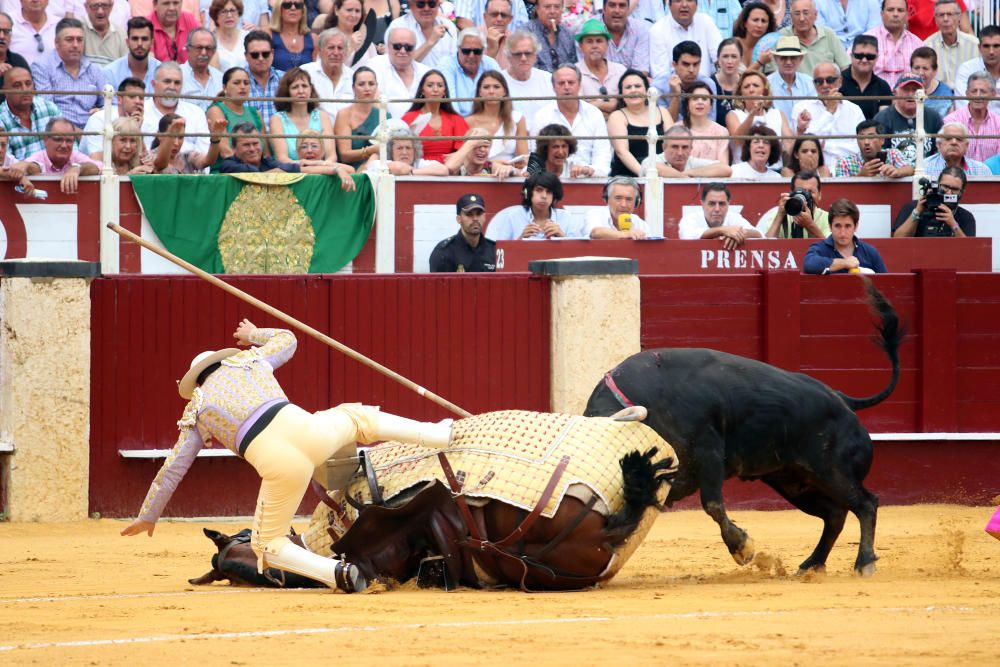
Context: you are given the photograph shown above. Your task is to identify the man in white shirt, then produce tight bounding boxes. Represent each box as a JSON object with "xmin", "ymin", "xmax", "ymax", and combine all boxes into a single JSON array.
[
  {"xmin": 678, "ymin": 182, "xmax": 762, "ymax": 248},
  {"xmin": 367, "ymin": 26, "xmax": 430, "ymax": 118},
  {"xmin": 140, "ymin": 60, "xmax": 210, "ymax": 154},
  {"xmin": 486, "ymin": 172, "xmax": 584, "ymax": 240},
  {"xmin": 641, "ymin": 125, "xmax": 732, "ymax": 178},
  {"xmin": 501, "ymin": 29, "xmax": 552, "ymax": 120},
  {"xmin": 180, "ymin": 28, "xmax": 222, "ymax": 111},
  {"xmin": 80, "ymin": 75, "xmax": 145, "ymax": 156},
  {"xmin": 791, "ymin": 61, "xmax": 866, "ymax": 165},
  {"xmin": 302, "ymin": 29, "xmax": 354, "ymax": 118},
  {"xmin": 587, "ymin": 176, "xmax": 649, "ymax": 239},
  {"xmin": 386, "ymin": 0, "xmax": 457, "ymax": 71},
  {"xmin": 648, "ymin": 0, "xmax": 722, "ymax": 80},
  {"xmin": 529, "ymin": 64, "xmax": 612, "ymax": 177}
]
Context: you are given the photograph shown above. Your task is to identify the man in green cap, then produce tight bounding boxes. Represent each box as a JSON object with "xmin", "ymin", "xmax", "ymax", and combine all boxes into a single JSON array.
[{"xmin": 576, "ymin": 17, "xmax": 627, "ymax": 116}]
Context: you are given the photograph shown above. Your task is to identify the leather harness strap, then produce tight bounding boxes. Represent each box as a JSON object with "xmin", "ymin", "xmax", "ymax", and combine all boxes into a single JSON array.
[
  {"xmin": 437, "ymin": 452, "xmax": 484, "ymax": 542},
  {"xmin": 603, "ymin": 372, "xmax": 634, "ymax": 409},
  {"xmin": 362, "ymin": 449, "xmax": 384, "ymax": 506},
  {"xmin": 534, "ymin": 494, "xmax": 599, "ymax": 559},
  {"xmin": 494, "ymin": 456, "xmax": 571, "ymax": 548}
]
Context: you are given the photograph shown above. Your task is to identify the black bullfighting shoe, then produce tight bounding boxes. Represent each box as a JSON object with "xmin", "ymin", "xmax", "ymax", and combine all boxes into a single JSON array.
[{"xmin": 334, "ymin": 559, "xmax": 368, "ymax": 593}]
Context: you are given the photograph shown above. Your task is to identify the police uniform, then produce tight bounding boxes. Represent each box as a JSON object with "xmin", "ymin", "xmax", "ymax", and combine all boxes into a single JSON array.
[{"xmin": 429, "ymin": 233, "xmax": 497, "ymax": 273}]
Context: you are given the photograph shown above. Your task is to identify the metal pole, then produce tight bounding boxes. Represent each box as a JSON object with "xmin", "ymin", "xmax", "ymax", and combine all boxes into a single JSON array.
[
  {"xmin": 374, "ymin": 93, "xmax": 395, "ymax": 273},
  {"xmin": 644, "ymin": 86, "xmax": 664, "ymax": 237},
  {"xmin": 98, "ymin": 84, "xmax": 119, "ymax": 273},
  {"xmin": 913, "ymin": 88, "xmax": 927, "ymax": 199}
]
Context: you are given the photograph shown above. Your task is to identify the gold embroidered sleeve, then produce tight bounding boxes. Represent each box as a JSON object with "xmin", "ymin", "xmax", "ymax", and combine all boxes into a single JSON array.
[{"xmin": 249, "ymin": 328, "xmax": 297, "ymax": 371}]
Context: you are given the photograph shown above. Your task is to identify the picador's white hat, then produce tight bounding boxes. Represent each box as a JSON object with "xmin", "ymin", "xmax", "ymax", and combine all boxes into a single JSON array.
[{"xmin": 178, "ymin": 348, "xmax": 241, "ymax": 399}]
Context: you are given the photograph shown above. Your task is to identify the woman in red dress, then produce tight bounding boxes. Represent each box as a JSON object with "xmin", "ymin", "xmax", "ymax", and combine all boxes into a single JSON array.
[{"xmin": 401, "ymin": 69, "xmax": 469, "ymax": 164}]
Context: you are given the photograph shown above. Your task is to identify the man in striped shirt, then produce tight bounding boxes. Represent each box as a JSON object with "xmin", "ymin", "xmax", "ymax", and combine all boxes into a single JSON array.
[
  {"xmin": 864, "ymin": 0, "xmax": 924, "ymax": 89},
  {"xmin": 924, "ymin": 0, "xmax": 979, "ymax": 87}
]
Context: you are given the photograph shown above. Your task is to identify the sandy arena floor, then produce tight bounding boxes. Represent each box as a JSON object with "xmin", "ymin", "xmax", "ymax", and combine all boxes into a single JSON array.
[{"xmin": 1, "ymin": 504, "xmax": 998, "ymax": 666}]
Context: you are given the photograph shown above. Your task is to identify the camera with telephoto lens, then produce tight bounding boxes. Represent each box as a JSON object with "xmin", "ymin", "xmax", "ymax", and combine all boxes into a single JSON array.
[
  {"xmin": 784, "ymin": 188, "xmax": 814, "ymax": 216},
  {"xmin": 918, "ymin": 177, "xmax": 959, "ymax": 237}
]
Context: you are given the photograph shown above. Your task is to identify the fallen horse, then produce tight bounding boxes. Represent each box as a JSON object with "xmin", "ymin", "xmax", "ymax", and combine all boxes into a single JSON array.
[
  {"xmin": 584, "ymin": 281, "xmax": 904, "ymax": 576},
  {"xmin": 192, "ymin": 410, "xmax": 677, "ymax": 591}
]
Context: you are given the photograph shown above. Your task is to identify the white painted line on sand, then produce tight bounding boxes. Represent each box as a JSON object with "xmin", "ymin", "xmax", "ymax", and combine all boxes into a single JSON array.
[
  {"xmin": 0, "ymin": 606, "xmax": 978, "ymax": 653},
  {"xmin": 0, "ymin": 588, "xmax": 292, "ymax": 604}
]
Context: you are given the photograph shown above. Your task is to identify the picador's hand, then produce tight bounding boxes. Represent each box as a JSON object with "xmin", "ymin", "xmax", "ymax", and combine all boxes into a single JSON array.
[{"xmin": 234, "ymin": 318, "xmax": 257, "ymax": 345}]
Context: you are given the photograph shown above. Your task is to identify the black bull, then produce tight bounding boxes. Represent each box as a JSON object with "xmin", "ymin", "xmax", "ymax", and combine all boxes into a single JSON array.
[{"xmin": 585, "ymin": 281, "xmax": 904, "ymax": 576}]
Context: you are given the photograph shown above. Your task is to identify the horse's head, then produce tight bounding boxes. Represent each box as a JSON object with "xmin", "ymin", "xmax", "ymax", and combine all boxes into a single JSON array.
[{"xmin": 189, "ymin": 528, "xmax": 324, "ymax": 588}]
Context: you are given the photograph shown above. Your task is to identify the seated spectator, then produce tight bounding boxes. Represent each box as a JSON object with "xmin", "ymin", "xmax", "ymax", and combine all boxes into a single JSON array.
[
  {"xmin": 295, "ymin": 129, "xmax": 324, "ymax": 160},
  {"xmin": 402, "ymin": 69, "xmax": 468, "ymax": 164},
  {"xmin": 955, "ymin": 25, "xmax": 1000, "ymax": 116},
  {"xmin": 804, "ymin": 197, "xmax": 887, "ymax": 275},
  {"xmin": 500, "ymin": 30, "xmax": 552, "ymax": 121},
  {"xmin": 271, "ymin": 0, "xmax": 313, "ymax": 71},
  {"xmin": 108, "ymin": 116, "xmax": 153, "ymax": 174},
  {"xmin": 838, "ymin": 33, "xmax": 892, "ymax": 120},
  {"xmin": 530, "ymin": 63, "xmax": 613, "ymax": 177},
  {"xmin": 368, "ymin": 27, "xmax": 431, "ymax": 119},
  {"xmin": 209, "ymin": 0, "xmax": 250, "ymax": 72},
  {"xmin": 206, "ymin": 67, "xmax": 264, "ymax": 167},
  {"xmin": 922, "ymin": 122, "xmax": 991, "ymax": 176},
  {"xmin": 734, "ymin": 1, "xmax": 778, "ymax": 70},
  {"xmin": 522, "ymin": 0, "xmax": 575, "ymax": 73},
  {"xmin": 270, "ymin": 67, "xmax": 338, "ymax": 162},
  {"xmin": 678, "ymin": 80, "xmax": 729, "ymax": 164},
  {"xmin": 429, "ymin": 193, "xmax": 497, "ymax": 272},
  {"xmin": 525, "ymin": 123, "xmax": 579, "ymax": 178},
  {"xmin": 0, "ymin": 66, "xmax": 62, "ymax": 160},
  {"xmin": 656, "ymin": 41, "xmax": 719, "ymax": 124},
  {"xmin": 219, "ymin": 122, "xmax": 356, "ymax": 184},
  {"xmin": 84, "ymin": 77, "xmax": 147, "ymax": 159},
  {"xmin": 792, "ymin": 61, "xmax": 865, "ymax": 165},
  {"xmin": 302, "ymin": 29, "xmax": 354, "ymax": 119},
  {"xmin": 486, "ymin": 171, "xmax": 581, "ymax": 240},
  {"xmin": 475, "ymin": 0, "xmax": 522, "ymax": 70},
  {"xmin": 642, "ymin": 124, "xmax": 732, "ymax": 178},
  {"xmin": 151, "ymin": 114, "xmax": 224, "ymax": 173},
  {"xmin": 648, "ymin": 0, "xmax": 722, "ymax": 81},
  {"xmin": 873, "ymin": 72, "xmax": 944, "ymax": 166},
  {"xmin": 149, "ymin": 0, "xmax": 200, "ymax": 64},
  {"xmin": 141, "ymin": 61, "xmax": 211, "ymax": 154},
  {"xmin": 711, "ymin": 38, "xmax": 743, "ymax": 122},
  {"xmin": 608, "ymin": 69, "xmax": 672, "ymax": 177},
  {"xmin": 678, "ymin": 181, "xmax": 763, "ymax": 248},
  {"xmin": 9, "ymin": 0, "xmax": 59, "ymax": 68},
  {"xmin": 833, "ymin": 118, "xmax": 913, "ymax": 177},
  {"xmin": 911, "ymin": 46, "xmax": 955, "ymax": 118},
  {"xmin": 181, "ymin": 29, "xmax": 224, "ymax": 112},
  {"xmin": 441, "ymin": 28, "xmax": 500, "ymax": 117},
  {"xmin": 103, "ymin": 17, "xmax": 160, "ymax": 93},
  {"xmin": 334, "ymin": 67, "xmax": 385, "ymax": 168},
  {"xmin": 386, "ymin": 0, "xmax": 458, "ymax": 71},
  {"xmin": 320, "ymin": 0, "xmax": 378, "ymax": 68},
  {"xmin": 864, "ymin": 0, "xmax": 921, "ymax": 88},
  {"xmin": 363, "ymin": 127, "xmax": 450, "ymax": 176},
  {"xmin": 924, "ymin": 1, "xmax": 977, "ymax": 89},
  {"xmin": 31, "ymin": 18, "xmax": 106, "ymax": 129},
  {"xmin": 0, "ymin": 11, "xmax": 30, "ymax": 101},
  {"xmin": 586, "ymin": 176, "xmax": 648, "ymax": 239},
  {"xmin": 815, "ymin": 0, "xmax": 880, "ymax": 53},
  {"xmin": 944, "ymin": 71, "xmax": 1000, "ymax": 163},
  {"xmin": 445, "ymin": 127, "xmax": 522, "ymax": 177},
  {"xmin": 0, "ymin": 132, "xmax": 36, "ymax": 195},
  {"xmin": 766, "ymin": 35, "xmax": 817, "ymax": 123},
  {"xmin": 892, "ymin": 165, "xmax": 976, "ymax": 237},
  {"xmin": 776, "ymin": 0, "xmax": 849, "ymax": 75},
  {"xmin": 575, "ymin": 19, "xmax": 626, "ymax": 117},
  {"xmin": 761, "ymin": 168, "xmax": 829, "ymax": 237},
  {"xmin": 730, "ymin": 124, "xmax": 783, "ymax": 180},
  {"xmin": 781, "ymin": 135, "xmax": 831, "ymax": 177},
  {"xmin": 243, "ymin": 30, "xmax": 285, "ymax": 126},
  {"xmin": 464, "ymin": 70, "xmax": 529, "ymax": 168},
  {"xmin": 601, "ymin": 0, "xmax": 650, "ymax": 74},
  {"xmin": 726, "ymin": 69, "xmax": 792, "ymax": 165},
  {"xmin": 82, "ymin": 0, "xmax": 127, "ymax": 67},
  {"xmin": 13, "ymin": 118, "xmax": 101, "ymax": 194}
]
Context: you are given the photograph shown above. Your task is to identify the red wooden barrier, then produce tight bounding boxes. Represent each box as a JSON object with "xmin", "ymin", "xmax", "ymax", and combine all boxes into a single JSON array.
[{"xmin": 90, "ymin": 274, "xmax": 551, "ymax": 517}]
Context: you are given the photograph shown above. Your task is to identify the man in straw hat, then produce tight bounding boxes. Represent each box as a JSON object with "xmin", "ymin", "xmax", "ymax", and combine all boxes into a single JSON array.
[
  {"xmin": 122, "ymin": 320, "xmax": 453, "ymax": 592},
  {"xmin": 766, "ymin": 36, "xmax": 817, "ymax": 123}
]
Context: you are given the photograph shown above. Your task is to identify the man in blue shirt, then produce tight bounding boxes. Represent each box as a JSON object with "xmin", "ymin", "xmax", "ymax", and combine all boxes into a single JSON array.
[
  {"xmin": 220, "ymin": 123, "xmax": 357, "ymax": 190},
  {"xmin": 103, "ymin": 17, "xmax": 160, "ymax": 93},
  {"xmin": 804, "ymin": 197, "xmax": 887, "ymax": 275},
  {"xmin": 766, "ymin": 35, "xmax": 816, "ymax": 122},
  {"xmin": 31, "ymin": 18, "xmax": 106, "ymax": 129},
  {"xmin": 815, "ymin": 0, "xmax": 882, "ymax": 51},
  {"xmin": 441, "ymin": 27, "xmax": 500, "ymax": 116}
]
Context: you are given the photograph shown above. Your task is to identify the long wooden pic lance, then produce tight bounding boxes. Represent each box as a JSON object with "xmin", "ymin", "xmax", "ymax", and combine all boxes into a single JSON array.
[{"xmin": 106, "ymin": 223, "xmax": 473, "ymax": 418}]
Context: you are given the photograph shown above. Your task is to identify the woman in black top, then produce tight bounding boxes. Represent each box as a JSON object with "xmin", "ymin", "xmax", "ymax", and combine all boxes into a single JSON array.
[{"xmin": 607, "ymin": 69, "xmax": 673, "ymax": 176}]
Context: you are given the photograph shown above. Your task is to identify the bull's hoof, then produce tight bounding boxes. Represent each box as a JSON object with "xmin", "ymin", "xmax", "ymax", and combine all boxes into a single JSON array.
[
  {"xmin": 732, "ymin": 537, "xmax": 756, "ymax": 566},
  {"xmin": 856, "ymin": 562, "xmax": 876, "ymax": 578}
]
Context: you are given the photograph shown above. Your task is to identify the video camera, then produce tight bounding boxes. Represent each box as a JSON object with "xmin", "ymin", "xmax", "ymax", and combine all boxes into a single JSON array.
[{"xmin": 918, "ymin": 177, "xmax": 960, "ymax": 237}]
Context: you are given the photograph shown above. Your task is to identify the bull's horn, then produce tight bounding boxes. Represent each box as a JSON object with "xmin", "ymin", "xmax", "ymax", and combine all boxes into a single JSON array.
[{"xmin": 609, "ymin": 406, "xmax": 648, "ymax": 422}]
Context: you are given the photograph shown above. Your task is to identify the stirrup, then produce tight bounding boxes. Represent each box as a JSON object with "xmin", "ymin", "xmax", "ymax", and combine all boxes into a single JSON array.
[{"xmin": 333, "ymin": 557, "xmax": 367, "ymax": 593}]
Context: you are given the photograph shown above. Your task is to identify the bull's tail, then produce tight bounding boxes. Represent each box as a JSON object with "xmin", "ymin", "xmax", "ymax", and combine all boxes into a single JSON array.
[
  {"xmin": 604, "ymin": 447, "xmax": 676, "ymax": 545},
  {"xmin": 836, "ymin": 280, "xmax": 906, "ymax": 412}
]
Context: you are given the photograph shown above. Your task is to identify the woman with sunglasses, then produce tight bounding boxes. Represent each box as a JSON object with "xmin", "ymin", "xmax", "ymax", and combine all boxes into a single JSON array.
[
  {"xmin": 271, "ymin": 0, "xmax": 315, "ymax": 71},
  {"xmin": 781, "ymin": 135, "xmax": 831, "ymax": 178},
  {"xmin": 334, "ymin": 66, "xmax": 388, "ymax": 167},
  {"xmin": 464, "ymin": 71, "xmax": 528, "ymax": 167},
  {"xmin": 725, "ymin": 70, "xmax": 791, "ymax": 166},
  {"xmin": 679, "ymin": 81, "xmax": 730, "ymax": 164},
  {"xmin": 270, "ymin": 67, "xmax": 341, "ymax": 162},
  {"xmin": 733, "ymin": 2, "xmax": 777, "ymax": 70},
  {"xmin": 210, "ymin": 0, "xmax": 250, "ymax": 71},
  {"xmin": 401, "ymin": 69, "xmax": 468, "ymax": 164},
  {"xmin": 607, "ymin": 69, "xmax": 671, "ymax": 177},
  {"xmin": 207, "ymin": 67, "xmax": 266, "ymax": 169}
]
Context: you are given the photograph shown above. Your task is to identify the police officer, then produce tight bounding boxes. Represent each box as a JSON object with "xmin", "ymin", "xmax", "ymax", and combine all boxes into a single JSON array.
[{"xmin": 429, "ymin": 193, "xmax": 498, "ymax": 272}]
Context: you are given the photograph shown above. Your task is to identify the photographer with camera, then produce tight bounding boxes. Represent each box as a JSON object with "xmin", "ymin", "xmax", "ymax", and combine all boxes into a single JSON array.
[
  {"xmin": 761, "ymin": 170, "xmax": 829, "ymax": 239},
  {"xmin": 804, "ymin": 198, "xmax": 887, "ymax": 275},
  {"xmin": 892, "ymin": 166, "xmax": 976, "ymax": 238}
]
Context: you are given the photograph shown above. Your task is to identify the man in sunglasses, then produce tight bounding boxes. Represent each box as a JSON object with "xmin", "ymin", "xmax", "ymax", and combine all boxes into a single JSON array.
[
  {"xmin": 523, "ymin": 0, "xmax": 575, "ymax": 73},
  {"xmin": 386, "ymin": 0, "xmax": 457, "ymax": 71},
  {"xmin": 576, "ymin": 19, "xmax": 625, "ymax": 117},
  {"xmin": 442, "ymin": 27, "xmax": 499, "ymax": 116},
  {"xmin": 791, "ymin": 61, "xmax": 864, "ymax": 165},
  {"xmin": 243, "ymin": 30, "xmax": 284, "ymax": 125},
  {"xmin": 839, "ymin": 33, "xmax": 891, "ymax": 120},
  {"xmin": 456, "ymin": 0, "xmax": 527, "ymax": 68},
  {"xmin": 862, "ymin": 0, "xmax": 921, "ymax": 89},
  {"xmin": 9, "ymin": 0, "xmax": 60, "ymax": 67},
  {"xmin": 0, "ymin": 11, "xmax": 31, "ymax": 103},
  {"xmin": 368, "ymin": 26, "xmax": 430, "ymax": 118},
  {"xmin": 148, "ymin": 0, "xmax": 200, "ymax": 65},
  {"xmin": 31, "ymin": 17, "xmax": 107, "ymax": 129},
  {"xmin": 501, "ymin": 29, "xmax": 551, "ymax": 119},
  {"xmin": 81, "ymin": 0, "xmax": 125, "ymax": 67}
]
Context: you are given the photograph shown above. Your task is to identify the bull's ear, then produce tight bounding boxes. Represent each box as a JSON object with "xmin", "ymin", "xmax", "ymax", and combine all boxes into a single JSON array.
[{"xmin": 610, "ymin": 406, "xmax": 648, "ymax": 422}]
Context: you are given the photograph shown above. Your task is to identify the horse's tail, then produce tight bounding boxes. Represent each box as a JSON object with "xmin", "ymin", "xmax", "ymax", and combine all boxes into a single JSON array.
[
  {"xmin": 604, "ymin": 447, "xmax": 676, "ymax": 545},
  {"xmin": 835, "ymin": 280, "xmax": 906, "ymax": 412}
]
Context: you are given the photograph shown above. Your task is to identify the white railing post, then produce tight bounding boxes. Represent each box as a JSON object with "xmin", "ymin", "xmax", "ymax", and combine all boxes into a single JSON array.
[
  {"xmin": 99, "ymin": 84, "xmax": 120, "ymax": 273},
  {"xmin": 913, "ymin": 88, "xmax": 927, "ymax": 199},
  {"xmin": 374, "ymin": 94, "xmax": 395, "ymax": 273},
  {"xmin": 644, "ymin": 86, "xmax": 664, "ymax": 237}
]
